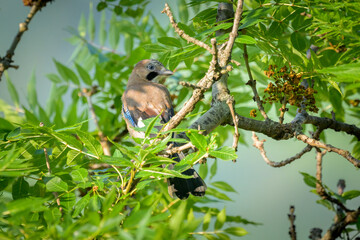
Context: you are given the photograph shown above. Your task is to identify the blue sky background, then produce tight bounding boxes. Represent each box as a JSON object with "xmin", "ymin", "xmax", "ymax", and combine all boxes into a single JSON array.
[{"xmin": 0, "ymin": 1, "xmax": 359, "ymax": 239}]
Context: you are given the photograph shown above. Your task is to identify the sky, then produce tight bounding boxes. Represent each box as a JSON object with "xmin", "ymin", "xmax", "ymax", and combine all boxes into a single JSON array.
[{"xmin": 0, "ymin": 1, "xmax": 359, "ymax": 239}]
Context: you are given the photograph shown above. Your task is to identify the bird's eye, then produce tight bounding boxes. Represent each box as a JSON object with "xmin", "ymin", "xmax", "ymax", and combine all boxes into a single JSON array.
[{"xmin": 147, "ymin": 64, "xmax": 155, "ymax": 71}]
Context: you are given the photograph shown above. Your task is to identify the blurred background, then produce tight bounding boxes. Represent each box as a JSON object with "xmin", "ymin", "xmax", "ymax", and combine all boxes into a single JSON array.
[{"xmin": 1, "ymin": 0, "xmax": 359, "ymax": 239}]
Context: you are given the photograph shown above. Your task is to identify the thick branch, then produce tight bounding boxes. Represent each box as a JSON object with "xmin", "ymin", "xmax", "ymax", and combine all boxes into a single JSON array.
[
  {"xmin": 322, "ymin": 208, "xmax": 360, "ymax": 240},
  {"xmin": 305, "ymin": 115, "xmax": 360, "ymax": 140}
]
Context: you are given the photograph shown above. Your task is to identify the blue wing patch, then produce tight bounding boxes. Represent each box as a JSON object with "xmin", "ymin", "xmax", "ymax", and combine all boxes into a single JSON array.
[{"xmin": 122, "ymin": 106, "xmax": 137, "ymax": 127}]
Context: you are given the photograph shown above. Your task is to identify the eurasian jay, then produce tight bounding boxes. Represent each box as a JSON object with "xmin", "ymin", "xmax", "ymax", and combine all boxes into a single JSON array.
[{"xmin": 121, "ymin": 59, "xmax": 207, "ymax": 199}]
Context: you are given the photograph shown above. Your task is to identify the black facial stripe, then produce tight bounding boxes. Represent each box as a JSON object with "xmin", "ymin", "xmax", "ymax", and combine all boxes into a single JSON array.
[{"xmin": 146, "ymin": 72, "xmax": 158, "ymax": 81}]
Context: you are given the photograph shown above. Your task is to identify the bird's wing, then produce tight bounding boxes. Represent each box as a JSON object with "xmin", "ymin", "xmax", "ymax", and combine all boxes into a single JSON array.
[{"xmin": 122, "ymin": 84, "xmax": 174, "ymax": 128}]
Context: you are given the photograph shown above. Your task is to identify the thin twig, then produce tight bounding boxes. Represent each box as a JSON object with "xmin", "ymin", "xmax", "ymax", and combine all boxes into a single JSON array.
[
  {"xmin": 161, "ymin": 198, "xmax": 180, "ymax": 213},
  {"xmin": 41, "ymin": 122, "xmax": 62, "ymax": 212},
  {"xmin": 243, "ymin": 43, "xmax": 269, "ymax": 120},
  {"xmin": 314, "ymin": 150, "xmax": 360, "ymax": 240},
  {"xmin": 81, "ymin": 87, "xmax": 125, "ymax": 187},
  {"xmin": 165, "ymin": 142, "xmax": 195, "ymax": 155},
  {"xmin": 288, "ymin": 206, "xmax": 297, "ymax": 240},
  {"xmin": 179, "ymin": 81, "xmax": 209, "ymax": 91},
  {"xmin": 279, "ymin": 96, "xmax": 287, "ymax": 124},
  {"xmin": 161, "ymin": 4, "xmax": 212, "ymax": 52},
  {"xmin": 297, "ymin": 134, "xmax": 360, "ymax": 168},
  {"xmin": 252, "ymin": 132, "xmax": 312, "ymax": 167},
  {"xmin": 315, "ymin": 149, "xmax": 350, "ymax": 212},
  {"xmin": 82, "ymin": 87, "xmax": 111, "ymax": 156},
  {"xmin": 0, "ymin": 0, "xmax": 44, "ymax": 81},
  {"xmin": 123, "ymin": 168, "xmax": 136, "ymax": 195},
  {"xmin": 220, "ymin": 0, "xmax": 244, "ymax": 66},
  {"xmin": 230, "ymin": 59, "xmax": 241, "ymax": 66},
  {"xmin": 226, "ymin": 96, "xmax": 240, "ymax": 154}
]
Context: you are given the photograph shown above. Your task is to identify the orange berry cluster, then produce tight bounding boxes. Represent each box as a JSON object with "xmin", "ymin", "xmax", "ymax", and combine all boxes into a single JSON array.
[
  {"xmin": 250, "ymin": 109, "xmax": 257, "ymax": 118},
  {"xmin": 263, "ymin": 65, "xmax": 319, "ymax": 113}
]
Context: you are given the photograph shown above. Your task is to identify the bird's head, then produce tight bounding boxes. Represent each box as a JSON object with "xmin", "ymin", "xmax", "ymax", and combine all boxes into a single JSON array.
[{"xmin": 132, "ymin": 59, "xmax": 173, "ymax": 84}]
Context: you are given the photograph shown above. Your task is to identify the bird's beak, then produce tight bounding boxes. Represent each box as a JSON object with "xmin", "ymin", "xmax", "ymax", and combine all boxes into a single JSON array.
[{"xmin": 159, "ymin": 68, "xmax": 173, "ymax": 76}]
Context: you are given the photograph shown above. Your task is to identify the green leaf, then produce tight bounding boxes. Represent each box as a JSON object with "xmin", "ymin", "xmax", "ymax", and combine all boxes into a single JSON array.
[
  {"xmin": 123, "ymin": 208, "xmax": 152, "ymax": 228},
  {"xmin": 145, "ymin": 116, "xmax": 160, "ymax": 138},
  {"xmin": 316, "ymin": 199, "xmax": 334, "ymax": 211},
  {"xmin": 72, "ymin": 193, "xmax": 91, "ymax": 217},
  {"xmin": 76, "ymin": 130, "xmax": 103, "ymax": 157},
  {"xmin": 24, "ymin": 107, "xmax": 39, "ymax": 125},
  {"xmin": 169, "ymin": 201, "xmax": 187, "ymax": 234},
  {"xmin": 88, "ymin": 2, "xmax": 95, "ymax": 41},
  {"xmin": 27, "ymin": 70, "xmax": 38, "ymax": 111},
  {"xmin": 38, "ymin": 105, "xmax": 51, "ymax": 127},
  {"xmin": 66, "ymin": 149, "xmax": 82, "ymax": 165},
  {"xmin": 142, "ymin": 44, "xmax": 168, "ymax": 53},
  {"xmin": 317, "ymin": 63, "xmax": 360, "ymax": 82},
  {"xmin": 210, "ymin": 159, "xmax": 217, "ymax": 179},
  {"xmin": 224, "ymin": 227, "xmax": 248, "ymax": 236},
  {"xmin": 78, "ymin": 13, "xmax": 86, "ymax": 37},
  {"xmin": 209, "ymin": 146, "xmax": 237, "ymax": 161},
  {"xmin": 300, "ymin": 172, "xmax": 317, "ymax": 188},
  {"xmin": 99, "ymin": 11, "xmax": 107, "ymax": 46},
  {"xmin": 211, "ymin": 181, "xmax": 237, "ymax": 193},
  {"xmin": 44, "ymin": 207, "xmax": 61, "ymax": 224},
  {"xmin": 100, "ymin": 155, "xmax": 134, "ymax": 167},
  {"xmin": 290, "ymin": 31, "xmax": 307, "ymax": 52},
  {"xmin": 97, "ymin": 2, "xmax": 107, "ymax": 11},
  {"xmin": 5, "ymin": 72, "xmax": 20, "ymax": 107},
  {"xmin": 12, "ymin": 177, "xmax": 30, "ymax": 200},
  {"xmin": 215, "ymin": 208, "xmax": 226, "ymax": 230},
  {"xmin": 206, "ymin": 187, "xmax": 232, "ymax": 201},
  {"xmin": 53, "ymin": 59, "xmax": 80, "ymax": 85},
  {"xmin": 108, "ymin": 138, "xmax": 138, "ymax": 160},
  {"xmin": 342, "ymin": 190, "xmax": 360, "ymax": 200},
  {"xmin": 75, "ymin": 63, "xmax": 92, "ymax": 85},
  {"xmin": 6, "ymin": 197, "xmax": 48, "ymax": 215},
  {"xmin": 109, "ymin": 13, "xmax": 120, "ymax": 49},
  {"xmin": 235, "ymin": 35, "xmax": 257, "ymax": 44},
  {"xmin": 179, "ymin": 0, "xmax": 189, "ymax": 22},
  {"xmin": 46, "ymin": 176, "xmax": 68, "ymax": 192},
  {"xmin": 202, "ymin": 210, "xmax": 212, "ymax": 231},
  {"xmin": 61, "ymin": 192, "xmax": 76, "ymax": 212},
  {"xmin": 196, "ymin": 22, "xmax": 233, "ymax": 38},
  {"xmin": 186, "ymin": 131, "xmax": 207, "ymax": 151},
  {"xmin": 199, "ymin": 162, "xmax": 208, "ymax": 180},
  {"xmin": 70, "ymin": 168, "xmax": 88, "ymax": 182},
  {"xmin": 178, "ymin": 22, "xmax": 195, "ymax": 36},
  {"xmin": 158, "ymin": 37, "xmax": 182, "ymax": 48},
  {"xmin": 124, "ymin": 33, "xmax": 133, "ymax": 54}
]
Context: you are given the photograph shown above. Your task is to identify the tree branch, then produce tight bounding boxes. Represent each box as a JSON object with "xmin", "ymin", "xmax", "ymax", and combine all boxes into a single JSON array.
[
  {"xmin": 0, "ymin": 0, "xmax": 46, "ymax": 81},
  {"xmin": 288, "ymin": 206, "xmax": 297, "ymax": 240},
  {"xmin": 161, "ymin": 4, "xmax": 212, "ymax": 53},
  {"xmin": 243, "ymin": 43, "xmax": 269, "ymax": 120},
  {"xmin": 297, "ymin": 134, "xmax": 360, "ymax": 168},
  {"xmin": 252, "ymin": 132, "xmax": 312, "ymax": 167},
  {"xmin": 219, "ymin": 0, "xmax": 244, "ymax": 67},
  {"xmin": 81, "ymin": 87, "xmax": 111, "ymax": 156}
]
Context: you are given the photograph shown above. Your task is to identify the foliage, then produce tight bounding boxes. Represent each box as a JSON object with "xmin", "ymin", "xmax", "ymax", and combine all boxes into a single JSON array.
[{"xmin": 1, "ymin": 0, "xmax": 360, "ymax": 239}]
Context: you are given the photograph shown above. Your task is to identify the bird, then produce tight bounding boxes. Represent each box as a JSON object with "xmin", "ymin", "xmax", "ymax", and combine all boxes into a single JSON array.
[{"xmin": 121, "ymin": 59, "xmax": 207, "ymax": 199}]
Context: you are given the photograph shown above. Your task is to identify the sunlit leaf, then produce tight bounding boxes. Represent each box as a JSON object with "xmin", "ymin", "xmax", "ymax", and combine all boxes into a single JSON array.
[{"xmin": 46, "ymin": 176, "xmax": 68, "ymax": 192}]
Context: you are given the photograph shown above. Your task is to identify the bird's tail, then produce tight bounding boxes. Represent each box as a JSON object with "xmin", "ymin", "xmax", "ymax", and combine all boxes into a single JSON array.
[{"xmin": 167, "ymin": 152, "xmax": 207, "ymax": 200}]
